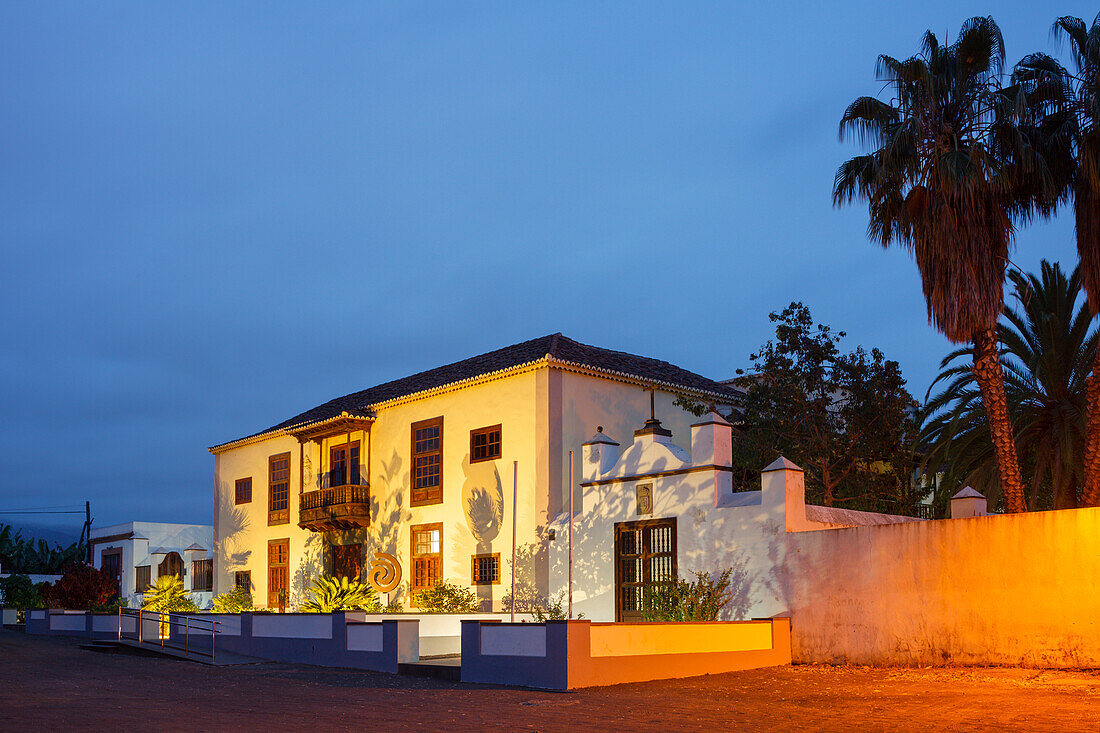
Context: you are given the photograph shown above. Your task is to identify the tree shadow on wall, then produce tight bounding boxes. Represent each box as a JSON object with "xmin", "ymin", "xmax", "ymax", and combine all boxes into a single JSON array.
[
  {"xmin": 215, "ymin": 489, "xmax": 252, "ymax": 582},
  {"xmin": 460, "ymin": 457, "xmax": 503, "ymax": 611}
]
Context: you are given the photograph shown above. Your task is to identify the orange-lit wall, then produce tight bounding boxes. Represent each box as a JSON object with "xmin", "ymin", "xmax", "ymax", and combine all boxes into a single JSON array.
[{"xmin": 787, "ymin": 507, "xmax": 1100, "ymax": 667}]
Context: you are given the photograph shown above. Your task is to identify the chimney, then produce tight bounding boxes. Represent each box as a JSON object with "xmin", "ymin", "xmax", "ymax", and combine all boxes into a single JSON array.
[{"xmin": 581, "ymin": 427, "xmax": 620, "ymax": 482}]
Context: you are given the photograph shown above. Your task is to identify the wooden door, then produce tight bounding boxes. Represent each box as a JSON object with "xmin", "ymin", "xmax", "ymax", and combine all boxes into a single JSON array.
[
  {"xmin": 268, "ymin": 539, "xmax": 289, "ymax": 610},
  {"xmin": 614, "ymin": 518, "xmax": 677, "ymax": 621}
]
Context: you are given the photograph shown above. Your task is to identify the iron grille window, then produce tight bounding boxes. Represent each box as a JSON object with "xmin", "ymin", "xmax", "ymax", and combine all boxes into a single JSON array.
[
  {"xmin": 269, "ymin": 453, "xmax": 290, "ymax": 525},
  {"xmin": 192, "ymin": 559, "xmax": 213, "ymax": 592},
  {"xmin": 470, "ymin": 425, "xmax": 502, "ymax": 463},
  {"xmin": 410, "ymin": 523, "xmax": 442, "ymax": 593},
  {"xmin": 471, "ymin": 553, "xmax": 500, "ymax": 585},
  {"xmin": 235, "ymin": 477, "xmax": 252, "ymax": 504},
  {"xmin": 235, "ymin": 571, "xmax": 251, "ymax": 591},
  {"xmin": 614, "ymin": 518, "xmax": 677, "ymax": 621},
  {"xmin": 135, "ymin": 565, "xmax": 151, "ymax": 592},
  {"xmin": 411, "ymin": 417, "xmax": 443, "ymax": 506}
]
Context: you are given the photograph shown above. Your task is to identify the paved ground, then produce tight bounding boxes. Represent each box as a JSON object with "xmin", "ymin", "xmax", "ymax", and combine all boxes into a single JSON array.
[{"xmin": 2, "ymin": 629, "xmax": 1098, "ymax": 732}]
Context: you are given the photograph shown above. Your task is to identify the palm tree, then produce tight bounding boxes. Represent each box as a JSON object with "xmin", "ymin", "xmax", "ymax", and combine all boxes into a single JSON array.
[
  {"xmin": 1013, "ymin": 15, "xmax": 1100, "ymax": 506},
  {"xmin": 834, "ymin": 17, "xmax": 1037, "ymax": 512},
  {"xmin": 921, "ymin": 261, "xmax": 1096, "ymax": 511}
]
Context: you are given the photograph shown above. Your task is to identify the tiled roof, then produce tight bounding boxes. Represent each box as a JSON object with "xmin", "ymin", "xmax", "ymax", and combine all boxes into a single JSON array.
[{"xmin": 212, "ymin": 333, "xmax": 739, "ymax": 450}]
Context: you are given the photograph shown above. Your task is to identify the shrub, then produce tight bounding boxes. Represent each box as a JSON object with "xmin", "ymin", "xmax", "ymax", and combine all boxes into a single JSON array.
[
  {"xmin": 642, "ymin": 569, "xmax": 734, "ymax": 622},
  {"xmin": 211, "ymin": 585, "xmax": 253, "ymax": 614},
  {"xmin": 0, "ymin": 574, "xmax": 44, "ymax": 610},
  {"xmin": 411, "ymin": 580, "xmax": 478, "ymax": 613},
  {"xmin": 301, "ymin": 576, "xmax": 381, "ymax": 613},
  {"xmin": 40, "ymin": 563, "xmax": 120, "ymax": 611},
  {"xmin": 531, "ymin": 590, "xmax": 584, "ymax": 622},
  {"xmin": 141, "ymin": 575, "xmax": 199, "ymax": 614}
]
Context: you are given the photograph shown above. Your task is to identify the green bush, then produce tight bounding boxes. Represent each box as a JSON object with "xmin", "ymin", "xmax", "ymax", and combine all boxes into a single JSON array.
[
  {"xmin": 642, "ymin": 569, "xmax": 734, "ymax": 622},
  {"xmin": 530, "ymin": 590, "xmax": 584, "ymax": 622},
  {"xmin": 301, "ymin": 576, "xmax": 381, "ymax": 613},
  {"xmin": 211, "ymin": 585, "xmax": 253, "ymax": 614},
  {"xmin": 411, "ymin": 580, "xmax": 479, "ymax": 613}
]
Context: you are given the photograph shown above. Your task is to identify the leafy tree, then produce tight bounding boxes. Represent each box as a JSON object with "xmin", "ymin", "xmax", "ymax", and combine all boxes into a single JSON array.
[
  {"xmin": 40, "ymin": 563, "xmax": 120, "ymax": 611},
  {"xmin": 211, "ymin": 585, "xmax": 253, "ymax": 614},
  {"xmin": 0, "ymin": 574, "xmax": 45, "ymax": 610},
  {"xmin": 921, "ymin": 261, "xmax": 1095, "ymax": 511},
  {"xmin": 833, "ymin": 17, "xmax": 1055, "ymax": 512},
  {"xmin": 0, "ymin": 524, "xmax": 85, "ymax": 575},
  {"xmin": 412, "ymin": 580, "xmax": 479, "ymax": 613},
  {"xmin": 140, "ymin": 575, "xmax": 199, "ymax": 614},
  {"xmin": 300, "ymin": 576, "xmax": 380, "ymax": 613},
  {"xmin": 721, "ymin": 303, "xmax": 920, "ymax": 513},
  {"xmin": 1012, "ymin": 15, "xmax": 1100, "ymax": 506}
]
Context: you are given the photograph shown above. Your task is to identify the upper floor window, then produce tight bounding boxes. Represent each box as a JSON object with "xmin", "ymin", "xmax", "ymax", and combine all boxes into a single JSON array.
[
  {"xmin": 470, "ymin": 425, "xmax": 502, "ymax": 463},
  {"xmin": 235, "ymin": 477, "xmax": 252, "ymax": 505},
  {"xmin": 329, "ymin": 440, "xmax": 361, "ymax": 487},
  {"xmin": 411, "ymin": 417, "xmax": 443, "ymax": 506},
  {"xmin": 268, "ymin": 453, "xmax": 290, "ymax": 525}
]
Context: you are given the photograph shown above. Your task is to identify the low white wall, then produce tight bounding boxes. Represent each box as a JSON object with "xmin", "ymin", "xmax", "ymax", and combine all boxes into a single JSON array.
[
  {"xmin": 50, "ymin": 613, "xmax": 86, "ymax": 631},
  {"xmin": 355, "ymin": 613, "xmax": 535, "ymax": 656},
  {"xmin": 481, "ymin": 624, "xmax": 547, "ymax": 657},
  {"xmin": 2, "ymin": 608, "xmax": 17, "ymax": 624},
  {"xmin": 91, "ymin": 615, "xmax": 136, "ymax": 633},
  {"xmin": 28, "ymin": 610, "xmax": 45, "ymax": 620},
  {"xmin": 252, "ymin": 613, "xmax": 332, "ymax": 639},
  {"xmin": 346, "ymin": 623, "xmax": 384, "ymax": 652}
]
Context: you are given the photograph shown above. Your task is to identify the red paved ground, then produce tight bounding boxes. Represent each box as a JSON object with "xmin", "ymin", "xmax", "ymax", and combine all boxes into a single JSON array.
[{"xmin": 1, "ymin": 629, "xmax": 1097, "ymax": 732}]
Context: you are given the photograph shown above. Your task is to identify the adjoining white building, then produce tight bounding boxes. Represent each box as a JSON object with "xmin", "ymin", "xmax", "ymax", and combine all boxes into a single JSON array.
[
  {"xmin": 90, "ymin": 522, "xmax": 214, "ymax": 608},
  {"xmin": 208, "ymin": 334, "xmax": 740, "ymax": 611},
  {"xmin": 549, "ymin": 411, "xmax": 921, "ymax": 621}
]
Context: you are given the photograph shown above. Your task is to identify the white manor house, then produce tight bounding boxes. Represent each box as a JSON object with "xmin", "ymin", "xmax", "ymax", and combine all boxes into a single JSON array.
[{"xmin": 209, "ymin": 334, "xmax": 910, "ymax": 618}]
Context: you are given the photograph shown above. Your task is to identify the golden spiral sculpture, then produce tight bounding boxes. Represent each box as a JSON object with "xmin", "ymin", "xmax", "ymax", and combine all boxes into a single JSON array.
[{"xmin": 368, "ymin": 551, "xmax": 401, "ymax": 593}]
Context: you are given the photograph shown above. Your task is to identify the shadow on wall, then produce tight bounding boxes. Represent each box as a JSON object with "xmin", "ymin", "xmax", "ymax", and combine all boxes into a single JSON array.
[
  {"xmin": 461, "ymin": 457, "xmax": 503, "ymax": 610},
  {"xmin": 216, "ymin": 488, "xmax": 252, "ymax": 586}
]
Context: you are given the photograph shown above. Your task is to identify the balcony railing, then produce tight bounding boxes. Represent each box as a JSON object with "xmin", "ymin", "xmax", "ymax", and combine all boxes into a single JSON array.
[{"xmin": 298, "ymin": 484, "xmax": 371, "ymax": 532}]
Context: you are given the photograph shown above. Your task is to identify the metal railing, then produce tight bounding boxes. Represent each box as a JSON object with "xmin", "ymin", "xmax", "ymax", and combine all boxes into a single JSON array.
[{"xmin": 117, "ymin": 607, "xmax": 221, "ymax": 662}]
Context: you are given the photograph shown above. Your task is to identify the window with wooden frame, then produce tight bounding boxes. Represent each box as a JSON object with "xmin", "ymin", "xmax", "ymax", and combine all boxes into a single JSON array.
[
  {"xmin": 470, "ymin": 553, "xmax": 500, "ymax": 585},
  {"xmin": 158, "ymin": 552, "xmax": 184, "ymax": 580},
  {"xmin": 135, "ymin": 565, "xmax": 151, "ymax": 593},
  {"xmin": 101, "ymin": 549, "xmax": 122, "ymax": 592},
  {"xmin": 268, "ymin": 539, "xmax": 289, "ymax": 609},
  {"xmin": 191, "ymin": 559, "xmax": 213, "ymax": 592},
  {"xmin": 329, "ymin": 440, "xmax": 361, "ymax": 487},
  {"xmin": 614, "ymin": 517, "xmax": 677, "ymax": 622},
  {"xmin": 410, "ymin": 523, "xmax": 442, "ymax": 593},
  {"xmin": 331, "ymin": 543, "xmax": 362, "ymax": 581},
  {"xmin": 235, "ymin": 477, "xmax": 252, "ymax": 505},
  {"xmin": 235, "ymin": 570, "xmax": 252, "ymax": 591},
  {"xmin": 411, "ymin": 417, "xmax": 443, "ymax": 506},
  {"xmin": 268, "ymin": 453, "xmax": 290, "ymax": 525},
  {"xmin": 470, "ymin": 425, "xmax": 502, "ymax": 463}
]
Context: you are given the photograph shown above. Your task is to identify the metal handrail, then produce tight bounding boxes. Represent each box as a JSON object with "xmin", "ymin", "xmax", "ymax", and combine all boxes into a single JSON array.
[{"xmin": 117, "ymin": 607, "xmax": 221, "ymax": 662}]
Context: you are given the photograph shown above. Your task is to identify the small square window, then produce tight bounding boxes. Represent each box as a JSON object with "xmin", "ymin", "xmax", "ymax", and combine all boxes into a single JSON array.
[
  {"xmin": 471, "ymin": 553, "xmax": 500, "ymax": 585},
  {"xmin": 470, "ymin": 425, "xmax": 502, "ymax": 463},
  {"xmin": 235, "ymin": 477, "xmax": 252, "ymax": 505},
  {"xmin": 235, "ymin": 571, "xmax": 252, "ymax": 591}
]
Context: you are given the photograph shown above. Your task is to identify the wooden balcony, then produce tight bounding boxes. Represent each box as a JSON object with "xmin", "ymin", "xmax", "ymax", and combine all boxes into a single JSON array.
[{"xmin": 298, "ymin": 485, "xmax": 371, "ymax": 532}]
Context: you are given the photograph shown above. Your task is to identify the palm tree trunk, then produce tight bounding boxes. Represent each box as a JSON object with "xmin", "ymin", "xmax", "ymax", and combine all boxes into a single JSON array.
[
  {"xmin": 1081, "ymin": 346, "xmax": 1100, "ymax": 507},
  {"xmin": 971, "ymin": 328, "xmax": 1027, "ymax": 512}
]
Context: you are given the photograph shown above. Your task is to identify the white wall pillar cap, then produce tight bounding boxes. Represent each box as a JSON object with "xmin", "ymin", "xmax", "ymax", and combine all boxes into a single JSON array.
[
  {"xmin": 951, "ymin": 486, "xmax": 984, "ymax": 499},
  {"xmin": 761, "ymin": 457, "xmax": 802, "ymax": 473}
]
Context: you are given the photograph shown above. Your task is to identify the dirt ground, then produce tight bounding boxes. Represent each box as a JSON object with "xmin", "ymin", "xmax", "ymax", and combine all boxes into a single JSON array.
[{"xmin": 1, "ymin": 630, "xmax": 1097, "ymax": 732}]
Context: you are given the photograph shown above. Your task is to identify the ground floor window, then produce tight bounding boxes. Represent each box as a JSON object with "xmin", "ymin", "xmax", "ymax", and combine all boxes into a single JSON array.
[
  {"xmin": 135, "ymin": 565, "xmax": 151, "ymax": 592},
  {"xmin": 410, "ymin": 523, "xmax": 442, "ymax": 594},
  {"xmin": 614, "ymin": 517, "xmax": 677, "ymax": 622},
  {"xmin": 101, "ymin": 549, "xmax": 122, "ymax": 595},
  {"xmin": 471, "ymin": 553, "xmax": 500, "ymax": 585},
  {"xmin": 235, "ymin": 570, "xmax": 252, "ymax": 591},
  {"xmin": 192, "ymin": 559, "xmax": 213, "ymax": 592},
  {"xmin": 158, "ymin": 552, "xmax": 183, "ymax": 581},
  {"xmin": 331, "ymin": 543, "xmax": 362, "ymax": 581},
  {"xmin": 268, "ymin": 539, "xmax": 289, "ymax": 609}
]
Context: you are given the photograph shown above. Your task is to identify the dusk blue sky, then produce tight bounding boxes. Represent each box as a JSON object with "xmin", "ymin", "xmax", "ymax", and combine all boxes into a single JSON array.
[{"xmin": 1, "ymin": 2, "xmax": 1092, "ymax": 537}]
